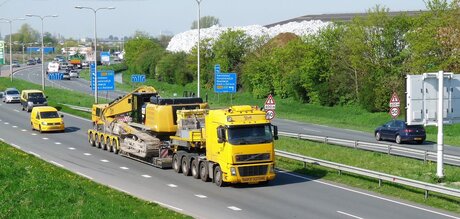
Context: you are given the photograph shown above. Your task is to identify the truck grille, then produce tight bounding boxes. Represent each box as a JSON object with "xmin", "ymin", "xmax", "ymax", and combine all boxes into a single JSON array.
[
  {"xmin": 236, "ymin": 153, "xmax": 270, "ymax": 162},
  {"xmin": 238, "ymin": 165, "xmax": 268, "ymax": 177}
]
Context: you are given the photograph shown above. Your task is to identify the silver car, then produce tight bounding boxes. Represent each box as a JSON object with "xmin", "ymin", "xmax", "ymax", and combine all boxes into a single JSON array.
[
  {"xmin": 3, "ymin": 88, "xmax": 20, "ymax": 103},
  {"xmin": 69, "ymin": 70, "xmax": 79, "ymax": 78}
]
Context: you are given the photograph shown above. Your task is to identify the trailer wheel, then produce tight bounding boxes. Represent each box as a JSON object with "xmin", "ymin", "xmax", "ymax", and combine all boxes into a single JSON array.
[
  {"xmin": 112, "ymin": 139, "xmax": 119, "ymax": 154},
  {"xmin": 102, "ymin": 137, "xmax": 108, "ymax": 150},
  {"xmin": 199, "ymin": 162, "xmax": 209, "ymax": 182},
  {"xmin": 191, "ymin": 159, "xmax": 200, "ymax": 179},
  {"xmin": 214, "ymin": 166, "xmax": 225, "ymax": 187},
  {"xmin": 182, "ymin": 157, "xmax": 190, "ymax": 176},
  {"xmin": 95, "ymin": 135, "xmax": 101, "ymax": 148},
  {"xmin": 173, "ymin": 154, "xmax": 182, "ymax": 173},
  {"xmin": 106, "ymin": 137, "xmax": 112, "ymax": 152},
  {"xmin": 89, "ymin": 133, "xmax": 95, "ymax": 147}
]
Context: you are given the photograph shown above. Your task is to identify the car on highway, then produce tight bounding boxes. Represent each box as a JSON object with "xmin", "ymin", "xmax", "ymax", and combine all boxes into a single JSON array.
[
  {"xmin": 69, "ymin": 70, "xmax": 79, "ymax": 78},
  {"xmin": 62, "ymin": 72, "xmax": 71, "ymax": 80},
  {"xmin": 60, "ymin": 62, "xmax": 70, "ymax": 70},
  {"xmin": 12, "ymin": 60, "xmax": 20, "ymax": 68},
  {"xmin": 375, "ymin": 120, "xmax": 426, "ymax": 144},
  {"xmin": 2, "ymin": 88, "xmax": 20, "ymax": 103},
  {"xmin": 20, "ymin": 89, "xmax": 48, "ymax": 112},
  {"xmin": 30, "ymin": 106, "xmax": 65, "ymax": 133},
  {"xmin": 82, "ymin": 61, "xmax": 89, "ymax": 68},
  {"xmin": 27, "ymin": 59, "xmax": 36, "ymax": 65}
]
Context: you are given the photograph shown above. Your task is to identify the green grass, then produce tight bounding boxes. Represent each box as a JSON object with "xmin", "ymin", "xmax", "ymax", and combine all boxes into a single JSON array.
[
  {"xmin": 276, "ymin": 137, "xmax": 460, "ymax": 213},
  {"xmin": 0, "ymin": 142, "xmax": 190, "ymax": 218}
]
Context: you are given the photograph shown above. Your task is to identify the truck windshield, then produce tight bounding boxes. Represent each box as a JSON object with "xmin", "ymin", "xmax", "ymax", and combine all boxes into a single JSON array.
[
  {"xmin": 40, "ymin": 111, "xmax": 59, "ymax": 119},
  {"xmin": 227, "ymin": 124, "xmax": 273, "ymax": 145},
  {"xmin": 29, "ymin": 92, "xmax": 44, "ymax": 99}
]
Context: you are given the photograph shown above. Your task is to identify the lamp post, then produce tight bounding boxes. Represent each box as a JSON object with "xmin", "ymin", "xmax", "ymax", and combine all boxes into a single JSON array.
[
  {"xmin": 195, "ymin": 0, "xmax": 202, "ymax": 97},
  {"xmin": 26, "ymin": 14, "xmax": 58, "ymax": 90},
  {"xmin": 0, "ymin": 17, "xmax": 25, "ymax": 82},
  {"xmin": 75, "ymin": 6, "xmax": 115, "ymax": 104}
]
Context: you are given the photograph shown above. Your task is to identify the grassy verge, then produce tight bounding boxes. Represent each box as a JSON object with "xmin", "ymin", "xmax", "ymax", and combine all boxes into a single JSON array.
[
  {"xmin": 276, "ymin": 137, "xmax": 460, "ymax": 213},
  {"xmin": 0, "ymin": 142, "xmax": 190, "ymax": 218}
]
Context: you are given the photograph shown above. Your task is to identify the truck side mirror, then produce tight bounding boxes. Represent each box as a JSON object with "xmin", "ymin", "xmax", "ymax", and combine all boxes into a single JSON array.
[
  {"xmin": 217, "ymin": 126, "xmax": 226, "ymax": 143},
  {"xmin": 273, "ymin": 125, "xmax": 279, "ymax": 140},
  {"xmin": 60, "ymin": 114, "xmax": 64, "ymax": 118}
]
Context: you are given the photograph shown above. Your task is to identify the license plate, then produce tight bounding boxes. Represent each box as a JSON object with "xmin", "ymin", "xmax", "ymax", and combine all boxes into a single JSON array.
[
  {"xmin": 241, "ymin": 176, "xmax": 265, "ymax": 182},
  {"xmin": 414, "ymin": 138, "xmax": 422, "ymax": 140}
]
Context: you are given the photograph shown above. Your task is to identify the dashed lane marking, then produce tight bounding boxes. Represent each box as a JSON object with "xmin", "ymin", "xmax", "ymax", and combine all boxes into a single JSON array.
[
  {"xmin": 120, "ymin": 167, "xmax": 129, "ymax": 170},
  {"xmin": 68, "ymin": 147, "xmax": 75, "ymax": 150},
  {"xmin": 21, "ymin": 129, "xmax": 27, "ymax": 132},
  {"xmin": 168, "ymin": 184, "xmax": 178, "ymax": 188},
  {"xmin": 76, "ymin": 172, "xmax": 93, "ymax": 180},
  {"xmin": 12, "ymin": 126, "xmax": 17, "ymax": 128},
  {"xmin": 337, "ymin": 211, "xmax": 364, "ymax": 219},
  {"xmin": 195, "ymin": 194, "xmax": 207, "ymax": 199},
  {"xmin": 228, "ymin": 206, "xmax": 242, "ymax": 211},
  {"xmin": 55, "ymin": 142, "xmax": 61, "ymax": 145},
  {"xmin": 50, "ymin": 161, "xmax": 64, "ymax": 168},
  {"xmin": 101, "ymin": 159, "xmax": 109, "ymax": 163},
  {"xmin": 84, "ymin": 153, "xmax": 91, "ymax": 156},
  {"xmin": 31, "ymin": 133, "xmax": 37, "ymax": 136},
  {"xmin": 142, "ymin": 175, "xmax": 152, "ymax": 178},
  {"xmin": 4, "ymin": 122, "xmax": 9, "ymax": 125},
  {"xmin": 29, "ymin": 151, "xmax": 41, "ymax": 157},
  {"xmin": 14, "ymin": 109, "xmax": 19, "ymax": 112},
  {"xmin": 42, "ymin": 137, "xmax": 48, "ymax": 140}
]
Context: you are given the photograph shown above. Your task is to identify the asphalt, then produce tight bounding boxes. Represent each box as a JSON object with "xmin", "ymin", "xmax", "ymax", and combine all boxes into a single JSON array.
[{"xmin": 1, "ymin": 67, "xmax": 459, "ymax": 218}]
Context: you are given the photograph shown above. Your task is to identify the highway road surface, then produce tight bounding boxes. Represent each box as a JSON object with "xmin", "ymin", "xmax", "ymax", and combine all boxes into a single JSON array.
[{"xmin": 1, "ymin": 67, "xmax": 459, "ymax": 218}]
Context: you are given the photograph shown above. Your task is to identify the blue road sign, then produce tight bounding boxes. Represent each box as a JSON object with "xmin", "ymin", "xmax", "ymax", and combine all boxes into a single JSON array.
[
  {"xmin": 131, "ymin": 74, "xmax": 146, "ymax": 83},
  {"xmin": 214, "ymin": 73, "xmax": 237, "ymax": 93},
  {"xmin": 48, "ymin": 72, "xmax": 64, "ymax": 80},
  {"xmin": 91, "ymin": 70, "xmax": 115, "ymax": 91},
  {"xmin": 101, "ymin": 52, "xmax": 110, "ymax": 63},
  {"xmin": 214, "ymin": 64, "xmax": 221, "ymax": 74}
]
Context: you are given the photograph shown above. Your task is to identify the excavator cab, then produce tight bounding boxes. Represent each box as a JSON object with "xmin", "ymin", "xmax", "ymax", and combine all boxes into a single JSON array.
[{"xmin": 131, "ymin": 92, "xmax": 158, "ymax": 124}]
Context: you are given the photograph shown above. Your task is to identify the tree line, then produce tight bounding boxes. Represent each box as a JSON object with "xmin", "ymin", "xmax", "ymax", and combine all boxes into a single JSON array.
[{"xmin": 121, "ymin": 1, "xmax": 460, "ymax": 112}]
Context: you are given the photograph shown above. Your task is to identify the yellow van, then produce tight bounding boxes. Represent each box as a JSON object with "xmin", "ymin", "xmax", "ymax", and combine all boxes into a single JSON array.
[
  {"xmin": 30, "ymin": 106, "xmax": 65, "ymax": 133},
  {"xmin": 20, "ymin": 89, "xmax": 48, "ymax": 112}
]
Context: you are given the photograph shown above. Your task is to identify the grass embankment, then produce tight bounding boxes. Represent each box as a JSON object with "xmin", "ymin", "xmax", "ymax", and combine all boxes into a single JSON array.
[
  {"xmin": 82, "ymin": 65, "xmax": 460, "ymax": 146},
  {"xmin": 0, "ymin": 142, "xmax": 190, "ymax": 218},
  {"xmin": 276, "ymin": 137, "xmax": 460, "ymax": 214}
]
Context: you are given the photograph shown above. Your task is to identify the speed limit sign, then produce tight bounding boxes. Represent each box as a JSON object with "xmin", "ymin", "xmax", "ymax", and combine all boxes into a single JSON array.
[
  {"xmin": 390, "ymin": 107, "xmax": 400, "ymax": 119},
  {"xmin": 265, "ymin": 109, "xmax": 275, "ymax": 120}
]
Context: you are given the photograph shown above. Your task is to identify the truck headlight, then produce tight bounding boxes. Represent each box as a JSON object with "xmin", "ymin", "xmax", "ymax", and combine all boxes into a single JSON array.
[
  {"xmin": 28, "ymin": 101, "xmax": 33, "ymax": 105},
  {"xmin": 230, "ymin": 167, "xmax": 236, "ymax": 176},
  {"xmin": 41, "ymin": 122, "xmax": 48, "ymax": 125},
  {"xmin": 269, "ymin": 164, "xmax": 275, "ymax": 173}
]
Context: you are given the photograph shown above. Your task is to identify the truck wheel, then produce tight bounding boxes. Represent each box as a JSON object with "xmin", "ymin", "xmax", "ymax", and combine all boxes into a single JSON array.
[
  {"xmin": 112, "ymin": 140, "xmax": 119, "ymax": 154},
  {"xmin": 89, "ymin": 133, "xmax": 96, "ymax": 147},
  {"xmin": 95, "ymin": 135, "xmax": 101, "ymax": 148},
  {"xmin": 182, "ymin": 157, "xmax": 190, "ymax": 176},
  {"xmin": 106, "ymin": 138, "xmax": 111, "ymax": 152},
  {"xmin": 214, "ymin": 166, "xmax": 225, "ymax": 187},
  {"xmin": 191, "ymin": 159, "xmax": 200, "ymax": 179},
  {"xmin": 173, "ymin": 154, "xmax": 182, "ymax": 173},
  {"xmin": 200, "ymin": 162, "xmax": 209, "ymax": 182}
]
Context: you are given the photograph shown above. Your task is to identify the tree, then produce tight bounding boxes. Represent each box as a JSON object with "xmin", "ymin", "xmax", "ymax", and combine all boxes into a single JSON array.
[
  {"xmin": 191, "ymin": 16, "xmax": 220, "ymax": 29},
  {"xmin": 156, "ymin": 52, "xmax": 193, "ymax": 85},
  {"xmin": 124, "ymin": 36, "xmax": 164, "ymax": 78}
]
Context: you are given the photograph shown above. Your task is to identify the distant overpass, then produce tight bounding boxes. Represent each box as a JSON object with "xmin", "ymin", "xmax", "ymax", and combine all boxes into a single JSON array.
[{"xmin": 265, "ymin": 10, "xmax": 425, "ymax": 27}]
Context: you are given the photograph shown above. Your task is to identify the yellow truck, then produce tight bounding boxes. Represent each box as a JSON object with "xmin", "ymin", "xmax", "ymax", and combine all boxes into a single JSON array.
[{"xmin": 88, "ymin": 86, "xmax": 277, "ymax": 186}]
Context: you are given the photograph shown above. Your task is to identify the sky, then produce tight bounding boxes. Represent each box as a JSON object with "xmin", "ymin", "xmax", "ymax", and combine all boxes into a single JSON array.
[{"xmin": 0, "ymin": 0, "xmax": 428, "ymax": 39}]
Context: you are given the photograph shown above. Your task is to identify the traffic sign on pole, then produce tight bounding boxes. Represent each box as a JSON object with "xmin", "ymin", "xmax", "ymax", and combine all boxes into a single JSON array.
[
  {"xmin": 389, "ymin": 107, "xmax": 400, "ymax": 119},
  {"xmin": 214, "ymin": 64, "xmax": 220, "ymax": 74},
  {"xmin": 265, "ymin": 109, "xmax": 275, "ymax": 120},
  {"xmin": 264, "ymin": 94, "xmax": 276, "ymax": 110},
  {"xmin": 389, "ymin": 92, "xmax": 400, "ymax": 108},
  {"xmin": 131, "ymin": 74, "xmax": 146, "ymax": 83}
]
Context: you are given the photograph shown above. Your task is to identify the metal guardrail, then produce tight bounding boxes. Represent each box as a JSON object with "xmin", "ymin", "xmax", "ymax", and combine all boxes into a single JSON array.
[
  {"xmin": 279, "ymin": 131, "xmax": 460, "ymax": 167},
  {"xmin": 276, "ymin": 149, "xmax": 460, "ymax": 199}
]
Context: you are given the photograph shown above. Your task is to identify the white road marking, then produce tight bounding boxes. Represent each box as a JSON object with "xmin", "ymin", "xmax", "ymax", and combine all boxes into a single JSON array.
[
  {"xmin": 109, "ymin": 185, "xmax": 130, "ymax": 195},
  {"xmin": 278, "ymin": 171, "xmax": 460, "ymax": 219},
  {"xmin": 120, "ymin": 166, "xmax": 129, "ymax": 170},
  {"xmin": 42, "ymin": 137, "xmax": 48, "ymax": 140},
  {"xmin": 55, "ymin": 142, "xmax": 62, "ymax": 145},
  {"xmin": 142, "ymin": 175, "xmax": 152, "ymax": 178},
  {"xmin": 68, "ymin": 147, "xmax": 75, "ymax": 150},
  {"xmin": 167, "ymin": 184, "xmax": 178, "ymax": 188},
  {"xmin": 84, "ymin": 153, "xmax": 91, "ymax": 156},
  {"xmin": 31, "ymin": 133, "xmax": 37, "ymax": 136},
  {"xmin": 0, "ymin": 119, "xmax": 2, "ymax": 121},
  {"xmin": 0, "ymin": 138, "xmax": 4, "ymax": 141},
  {"xmin": 50, "ymin": 161, "xmax": 64, "ymax": 168},
  {"xmin": 337, "ymin": 211, "xmax": 363, "ymax": 219},
  {"xmin": 14, "ymin": 109, "xmax": 19, "ymax": 112},
  {"xmin": 29, "ymin": 151, "xmax": 41, "ymax": 157},
  {"xmin": 76, "ymin": 172, "xmax": 93, "ymax": 180},
  {"xmin": 228, "ymin": 206, "xmax": 242, "ymax": 211},
  {"xmin": 155, "ymin": 200, "xmax": 183, "ymax": 211},
  {"xmin": 4, "ymin": 122, "xmax": 9, "ymax": 125},
  {"xmin": 21, "ymin": 129, "xmax": 27, "ymax": 132},
  {"xmin": 194, "ymin": 194, "xmax": 207, "ymax": 199},
  {"xmin": 12, "ymin": 126, "xmax": 17, "ymax": 128},
  {"xmin": 100, "ymin": 159, "xmax": 109, "ymax": 163},
  {"xmin": 11, "ymin": 144, "xmax": 21, "ymax": 149}
]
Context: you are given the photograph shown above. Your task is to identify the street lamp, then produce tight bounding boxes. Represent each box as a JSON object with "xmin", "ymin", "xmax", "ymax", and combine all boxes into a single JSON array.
[
  {"xmin": 75, "ymin": 6, "xmax": 115, "ymax": 104},
  {"xmin": 26, "ymin": 14, "xmax": 58, "ymax": 90},
  {"xmin": 0, "ymin": 17, "xmax": 25, "ymax": 82},
  {"xmin": 195, "ymin": 0, "xmax": 202, "ymax": 97}
]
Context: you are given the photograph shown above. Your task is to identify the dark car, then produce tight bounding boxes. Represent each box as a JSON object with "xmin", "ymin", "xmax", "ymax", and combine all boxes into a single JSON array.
[
  {"xmin": 27, "ymin": 59, "xmax": 36, "ymax": 65},
  {"xmin": 12, "ymin": 60, "xmax": 20, "ymax": 68},
  {"xmin": 375, "ymin": 120, "xmax": 426, "ymax": 144}
]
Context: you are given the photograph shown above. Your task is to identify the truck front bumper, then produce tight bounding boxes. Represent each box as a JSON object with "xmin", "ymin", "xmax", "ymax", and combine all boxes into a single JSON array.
[{"xmin": 223, "ymin": 163, "xmax": 276, "ymax": 184}]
